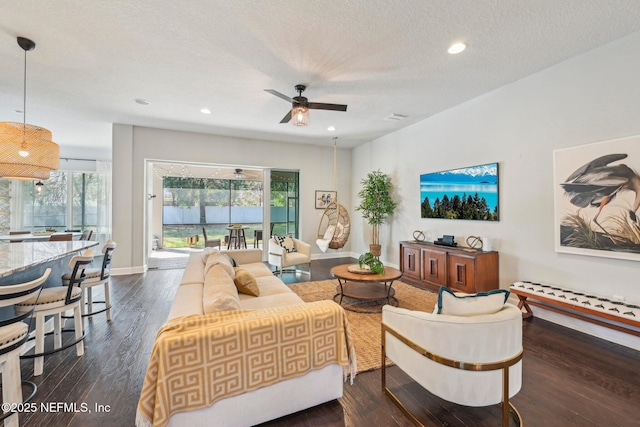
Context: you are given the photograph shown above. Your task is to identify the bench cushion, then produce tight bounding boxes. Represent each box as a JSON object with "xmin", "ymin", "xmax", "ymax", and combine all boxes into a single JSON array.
[{"xmin": 510, "ymin": 281, "xmax": 640, "ymax": 324}]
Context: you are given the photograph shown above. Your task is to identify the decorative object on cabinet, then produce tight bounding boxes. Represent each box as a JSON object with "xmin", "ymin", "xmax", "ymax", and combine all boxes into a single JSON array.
[
  {"xmin": 399, "ymin": 241, "xmax": 498, "ymax": 293},
  {"xmin": 554, "ymin": 135, "xmax": 640, "ymax": 261},
  {"xmin": 413, "ymin": 230, "xmax": 426, "ymax": 242},
  {"xmin": 433, "ymin": 235, "xmax": 457, "ymax": 247},
  {"xmin": 420, "ymin": 162, "xmax": 499, "ymax": 221},
  {"xmin": 356, "ymin": 170, "xmax": 397, "ymax": 257},
  {"xmin": 466, "ymin": 235, "xmax": 483, "ymax": 250}
]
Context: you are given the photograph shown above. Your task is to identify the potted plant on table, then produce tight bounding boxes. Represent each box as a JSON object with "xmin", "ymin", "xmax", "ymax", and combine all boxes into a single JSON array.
[
  {"xmin": 356, "ymin": 170, "xmax": 397, "ymax": 257},
  {"xmin": 358, "ymin": 252, "xmax": 385, "ymax": 274}
]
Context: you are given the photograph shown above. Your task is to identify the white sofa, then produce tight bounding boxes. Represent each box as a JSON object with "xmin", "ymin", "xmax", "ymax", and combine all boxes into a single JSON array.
[{"xmin": 162, "ymin": 248, "xmax": 344, "ymax": 427}]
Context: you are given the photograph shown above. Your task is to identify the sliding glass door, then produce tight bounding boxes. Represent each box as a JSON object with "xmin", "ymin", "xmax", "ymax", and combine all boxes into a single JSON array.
[{"xmin": 162, "ymin": 177, "xmax": 263, "ymax": 248}]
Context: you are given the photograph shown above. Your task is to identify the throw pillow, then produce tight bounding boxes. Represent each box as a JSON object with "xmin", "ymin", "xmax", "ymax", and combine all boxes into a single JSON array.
[
  {"xmin": 436, "ymin": 286, "xmax": 510, "ymax": 316},
  {"xmin": 202, "ymin": 264, "xmax": 241, "ymax": 313},
  {"xmin": 233, "ymin": 267, "xmax": 260, "ymax": 296},
  {"xmin": 204, "ymin": 251, "xmax": 235, "ymax": 279},
  {"xmin": 322, "ymin": 224, "xmax": 336, "ymax": 241},
  {"xmin": 273, "ymin": 234, "xmax": 297, "ymax": 253},
  {"xmin": 199, "ymin": 247, "xmax": 220, "ymax": 263}
]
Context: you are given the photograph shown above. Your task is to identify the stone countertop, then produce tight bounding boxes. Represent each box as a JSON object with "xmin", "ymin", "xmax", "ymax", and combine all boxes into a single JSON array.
[{"xmin": 0, "ymin": 240, "xmax": 99, "ymax": 278}]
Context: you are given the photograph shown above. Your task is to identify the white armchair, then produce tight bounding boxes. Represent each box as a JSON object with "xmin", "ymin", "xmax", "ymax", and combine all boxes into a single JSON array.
[
  {"xmin": 381, "ymin": 303, "xmax": 523, "ymax": 427},
  {"xmin": 268, "ymin": 237, "xmax": 311, "ymax": 276}
]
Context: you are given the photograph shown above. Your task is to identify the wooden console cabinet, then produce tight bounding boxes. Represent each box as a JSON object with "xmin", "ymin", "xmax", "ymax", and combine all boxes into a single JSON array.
[{"xmin": 399, "ymin": 241, "xmax": 499, "ymax": 293}]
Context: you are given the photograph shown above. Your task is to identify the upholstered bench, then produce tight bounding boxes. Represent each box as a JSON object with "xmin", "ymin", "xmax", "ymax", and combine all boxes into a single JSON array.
[{"xmin": 510, "ymin": 281, "xmax": 640, "ymax": 337}]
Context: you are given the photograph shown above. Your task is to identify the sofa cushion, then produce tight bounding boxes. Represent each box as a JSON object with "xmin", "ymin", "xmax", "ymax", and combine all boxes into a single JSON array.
[
  {"xmin": 239, "ymin": 262, "xmax": 276, "ymax": 279},
  {"xmin": 199, "ymin": 247, "xmax": 220, "ymax": 263},
  {"xmin": 253, "ymin": 275, "xmax": 295, "ymax": 297},
  {"xmin": 273, "ymin": 234, "xmax": 297, "ymax": 253},
  {"xmin": 203, "ymin": 264, "xmax": 240, "ymax": 313},
  {"xmin": 436, "ymin": 286, "xmax": 510, "ymax": 316},
  {"xmin": 168, "ymin": 283, "xmax": 204, "ymax": 320},
  {"xmin": 181, "ymin": 253, "xmax": 206, "ymax": 285},
  {"xmin": 204, "ymin": 251, "xmax": 235, "ymax": 280},
  {"xmin": 238, "ymin": 293, "xmax": 304, "ymax": 310},
  {"xmin": 233, "ymin": 267, "xmax": 260, "ymax": 297}
]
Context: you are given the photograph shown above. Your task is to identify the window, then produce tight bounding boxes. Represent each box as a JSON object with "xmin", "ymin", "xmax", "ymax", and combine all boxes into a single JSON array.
[
  {"xmin": 18, "ymin": 166, "xmax": 111, "ymax": 242},
  {"xmin": 270, "ymin": 171, "xmax": 299, "ymax": 238}
]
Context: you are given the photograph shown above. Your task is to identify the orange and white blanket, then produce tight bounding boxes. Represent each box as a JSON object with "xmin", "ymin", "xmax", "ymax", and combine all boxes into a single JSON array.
[{"xmin": 136, "ymin": 300, "xmax": 356, "ymax": 427}]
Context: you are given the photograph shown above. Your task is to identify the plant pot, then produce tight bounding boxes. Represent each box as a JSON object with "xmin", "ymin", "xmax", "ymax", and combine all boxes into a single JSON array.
[{"xmin": 369, "ymin": 244, "xmax": 381, "ymax": 257}]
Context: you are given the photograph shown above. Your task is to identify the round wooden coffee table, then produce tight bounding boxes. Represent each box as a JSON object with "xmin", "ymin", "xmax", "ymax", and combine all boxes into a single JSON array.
[{"xmin": 330, "ymin": 264, "xmax": 402, "ymax": 310}]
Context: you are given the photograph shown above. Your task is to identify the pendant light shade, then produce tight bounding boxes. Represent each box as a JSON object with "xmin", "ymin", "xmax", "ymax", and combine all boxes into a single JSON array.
[
  {"xmin": 0, "ymin": 37, "xmax": 59, "ymax": 180},
  {"xmin": 0, "ymin": 122, "xmax": 59, "ymax": 180},
  {"xmin": 291, "ymin": 105, "xmax": 309, "ymax": 126}
]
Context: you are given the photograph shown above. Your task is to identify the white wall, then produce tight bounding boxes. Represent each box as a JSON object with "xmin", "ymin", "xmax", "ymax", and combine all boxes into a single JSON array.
[
  {"xmin": 351, "ymin": 32, "xmax": 640, "ymax": 349},
  {"xmin": 112, "ymin": 126, "xmax": 352, "ymax": 272}
]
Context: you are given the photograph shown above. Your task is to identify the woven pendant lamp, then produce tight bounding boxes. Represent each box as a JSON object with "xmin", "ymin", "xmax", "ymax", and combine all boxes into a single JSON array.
[{"xmin": 0, "ymin": 37, "xmax": 59, "ymax": 180}]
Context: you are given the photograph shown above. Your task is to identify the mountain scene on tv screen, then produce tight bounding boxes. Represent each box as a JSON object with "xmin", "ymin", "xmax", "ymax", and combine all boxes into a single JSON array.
[{"xmin": 420, "ymin": 163, "xmax": 499, "ymax": 221}]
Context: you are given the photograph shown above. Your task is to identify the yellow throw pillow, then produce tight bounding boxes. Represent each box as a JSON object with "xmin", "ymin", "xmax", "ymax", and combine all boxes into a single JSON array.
[{"xmin": 233, "ymin": 267, "xmax": 260, "ymax": 297}]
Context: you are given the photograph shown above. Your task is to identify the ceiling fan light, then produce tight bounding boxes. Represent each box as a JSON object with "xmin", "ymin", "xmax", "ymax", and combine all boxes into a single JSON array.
[{"xmin": 291, "ymin": 105, "xmax": 309, "ymax": 126}]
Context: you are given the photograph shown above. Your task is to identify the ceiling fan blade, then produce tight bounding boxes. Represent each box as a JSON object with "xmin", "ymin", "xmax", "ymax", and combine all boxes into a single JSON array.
[
  {"xmin": 307, "ymin": 102, "xmax": 348, "ymax": 112},
  {"xmin": 264, "ymin": 89, "xmax": 294, "ymax": 103},
  {"xmin": 280, "ymin": 110, "xmax": 292, "ymax": 123}
]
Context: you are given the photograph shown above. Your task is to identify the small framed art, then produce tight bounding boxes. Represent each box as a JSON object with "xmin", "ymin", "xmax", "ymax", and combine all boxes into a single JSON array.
[{"xmin": 315, "ymin": 190, "xmax": 336, "ymax": 209}]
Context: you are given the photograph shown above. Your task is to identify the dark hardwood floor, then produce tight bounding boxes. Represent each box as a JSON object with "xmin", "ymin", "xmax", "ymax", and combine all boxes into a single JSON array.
[{"xmin": 15, "ymin": 257, "xmax": 640, "ymax": 426}]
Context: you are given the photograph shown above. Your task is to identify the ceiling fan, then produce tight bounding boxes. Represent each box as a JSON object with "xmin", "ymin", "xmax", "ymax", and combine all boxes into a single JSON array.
[
  {"xmin": 220, "ymin": 168, "xmax": 260, "ymax": 180},
  {"xmin": 264, "ymin": 84, "xmax": 348, "ymax": 126}
]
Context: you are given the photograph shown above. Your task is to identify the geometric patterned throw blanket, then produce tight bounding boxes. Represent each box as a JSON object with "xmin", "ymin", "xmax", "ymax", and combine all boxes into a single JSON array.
[{"xmin": 136, "ymin": 300, "xmax": 356, "ymax": 427}]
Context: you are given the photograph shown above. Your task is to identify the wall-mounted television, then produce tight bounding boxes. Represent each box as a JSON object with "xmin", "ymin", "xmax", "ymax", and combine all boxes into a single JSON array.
[{"xmin": 420, "ymin": 162, "xmax": 499, "ymax": 221}]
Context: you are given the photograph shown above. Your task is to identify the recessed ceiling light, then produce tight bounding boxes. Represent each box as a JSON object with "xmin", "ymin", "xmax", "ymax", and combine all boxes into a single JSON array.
[
  {"xmin": 327, "ymin": 126, "xmax": 336, "ymax": 131},
  {"xmin": 135, "ymin": 98, "xmax": 151, "ymax": 105},
  {"xmin": 201, "ymin": 108, "xmax": 211, "ymax": 114},
  {"xmin": 448, "ymin": 42, "xmax": 467, "ymax": 54}
]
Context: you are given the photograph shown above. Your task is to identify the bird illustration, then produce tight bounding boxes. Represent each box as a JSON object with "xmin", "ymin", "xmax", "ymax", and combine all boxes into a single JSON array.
[{"xmin": 560, "ymin": 153, "xmax": 640, "ymax": 233}]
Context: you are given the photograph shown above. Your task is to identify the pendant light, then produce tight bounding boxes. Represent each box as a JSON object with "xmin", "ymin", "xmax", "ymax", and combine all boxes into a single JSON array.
[{"xmin": 0, "ymin": 37, "xmax": 59, "ymax": 180}]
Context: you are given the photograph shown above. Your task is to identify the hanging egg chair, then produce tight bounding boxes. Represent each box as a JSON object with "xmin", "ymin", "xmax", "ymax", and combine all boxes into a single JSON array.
[
  {"xmin": 316, "ymin": 201, "xmax": 350, "ymax": 251},
  {"xmin": 316, "ymin": 139, "xmax": 351, "ymax": 252}
]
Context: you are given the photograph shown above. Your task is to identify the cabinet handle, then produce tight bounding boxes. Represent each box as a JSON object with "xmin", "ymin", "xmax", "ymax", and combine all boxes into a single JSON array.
[
  {"xmin": 429, "ymin": 258, "xmax": 438, "ymax": 277},
  {"xmin": 408, "ymin": 253, "xmax": 415, "ymax": 270},
  {"xmin": 455, "ymin": 263, "xmax": 466, "ymax": 285}
]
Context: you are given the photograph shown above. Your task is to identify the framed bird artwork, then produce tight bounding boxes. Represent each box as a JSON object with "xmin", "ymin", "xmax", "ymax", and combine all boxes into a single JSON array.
[
  {"xmin": 554, "ymin": 135, "xmax": 640, "ymax": 261},
  {"xmin": 315, "ymin": 190, "xmax": 336, "ymax": 209}
]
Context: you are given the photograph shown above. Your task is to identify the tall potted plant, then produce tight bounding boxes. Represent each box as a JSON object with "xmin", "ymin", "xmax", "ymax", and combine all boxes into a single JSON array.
[{"xmin": 356, "ymin": 170, "xmax": 397, "ymax": 256}]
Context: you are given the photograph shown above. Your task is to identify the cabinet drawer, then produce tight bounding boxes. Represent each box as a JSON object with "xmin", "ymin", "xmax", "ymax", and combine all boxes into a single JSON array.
[
  {"xmin": 401, "ymin": 246, "xmax": 421, "ymax": 280},
  {"xmin": 421, "ymin": 249, "xmax": 447, "ymax": 286},
  {"xmin": 447, "ymin": 255, "xmax": 475, "ymax": 292}
]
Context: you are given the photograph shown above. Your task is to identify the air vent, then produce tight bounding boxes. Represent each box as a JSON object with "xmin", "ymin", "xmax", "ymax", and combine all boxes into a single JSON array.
[{"xmin": 385, "ymin": 113, "xmax": 409, "ymax": 121}]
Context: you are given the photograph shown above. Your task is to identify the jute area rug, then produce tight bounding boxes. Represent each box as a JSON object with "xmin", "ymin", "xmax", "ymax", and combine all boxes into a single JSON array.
[{"xmin": 289, "ymin": 279, "xmax": 437, "ymax": 373}]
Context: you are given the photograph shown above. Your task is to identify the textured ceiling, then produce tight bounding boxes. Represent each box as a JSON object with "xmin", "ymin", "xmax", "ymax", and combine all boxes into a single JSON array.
[{"xmin": 1, "ymin": 0, "xmax": 640, "ymax": 155}]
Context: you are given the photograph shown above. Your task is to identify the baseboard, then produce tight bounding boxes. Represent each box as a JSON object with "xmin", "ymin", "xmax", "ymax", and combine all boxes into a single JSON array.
[
  {"xmin": 311, "ymin": 251, "xmax": 358, "ymax": 260},
  {"xmin": 111, "ymin": 265, "xmax": 147, "ymax": 275}
]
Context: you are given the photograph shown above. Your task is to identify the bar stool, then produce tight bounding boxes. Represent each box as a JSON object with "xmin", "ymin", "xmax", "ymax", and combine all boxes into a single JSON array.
[
  {"xmin": 65, "ymin": 241, "xmax": 116, "ymax": 322},
  {"xmin": 0, "ymin": 269, "xmax": 49, "ymax": 427},
  {"xmin": 16, "ymin": 254, "xmax": 93, "ymax": 376}
]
